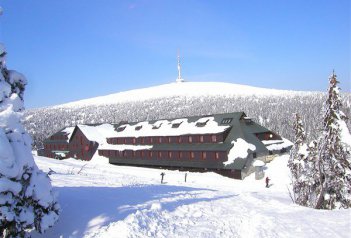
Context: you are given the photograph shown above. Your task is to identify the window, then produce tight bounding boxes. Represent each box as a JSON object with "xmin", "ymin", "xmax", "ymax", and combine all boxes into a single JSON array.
[
  {"xmin": 172, "ymin": 123, "xmax": 181, "ymax": 128},
  {"xmin": 200, "ymin": 136, "xmax": 204, "ymax": 143},
  {"xmin": 132, "ymin": 138, "xmax": 136, "ymax": 144},
  {"xmin": 158, "ymin": 151, "xmax": 162, "ymax": 159},
  {"xmin": 215, "ymin": 152, "xmax": 220, "ymax": 160},
  {"xmin": 221, "ymin": 118, "xmax": 233, "ymax": 124},
  {"xmin": 168, "ymin": 151, "xmax": 172, "ymax": 158},
  {"xmin": 135, "ymin": 125, "xmax": 142, "ymax": 131},
  {"xmin": 159, "ymin": 137, "xmax": 162, "ymax": 143},
  {"xmin": 179, "ymin": 151, "xmax": 183, "ymax": 159},
  {"xmin": 152, "ymin": 122, "xmax": 162, "ymax": 129},
  {"xmin": 243, "ymin": 117, "xmax": 253, "ymax": 125},
  {"xmin": 189, "ymin": 136, "xmax": 193, "ymax": 143},
  {"xmin": 178, "ymin": 137, "xmax": 182, "ymax": 143},
  {"xmin": 211, "ymin": 135, "xmax": 217, "ymax": 142},
  {"xmin": 196, "ymin": 119, "xmax": 209, "ymax": 127},
  {"xmin": 117, "ymin": 126, "xmax": 126, "ymax": 132},
  {"xmin": 202, "ymin": 152, "xmax": 207, "ymax": 160},
  {"xmin": 190, "ymin": 152, "xmax": 195, "ymax": 159}
]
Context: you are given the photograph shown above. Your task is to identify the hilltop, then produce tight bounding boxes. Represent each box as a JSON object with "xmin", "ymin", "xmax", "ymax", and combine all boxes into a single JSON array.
[{"xmin": 23, "ymin": 82, "xmax": 351, "ymax": 149}]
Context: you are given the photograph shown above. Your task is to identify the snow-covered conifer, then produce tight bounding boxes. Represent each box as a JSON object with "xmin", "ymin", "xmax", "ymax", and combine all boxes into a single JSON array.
[
  {"xmin": 0, "ymin": 43, "xmax": 60, "ymax": 236},
  {"xmin": 315, "ymin": 71, "xmax": 351, "ymax": 209},
  {"xmin": 288, "ymin": 113, "xmax": 310, "ymax": 205}
]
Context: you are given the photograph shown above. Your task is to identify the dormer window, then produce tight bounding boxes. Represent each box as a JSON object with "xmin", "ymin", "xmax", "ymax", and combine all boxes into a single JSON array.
[
  {"xmin": 196, "ymin": 119, "xmax": 209, "ymax": 127},
  {"xmin": 221, "ymin": 118, "xmax": 232, "ymax": 124},
  {"xmin": 152, "ymin": 123, "xmax": 162, "ymax": 129},
  {"xmin": 242, "ymin": 117, "xmax": 253, "ymax": 125},
  {"xmin": 135, "ymin": 125, "xmax": 142, "ymax": 131},
  {"xmin": 172, "ymin": 122, "xmax": 182, "ymax": 128},
  {"xmin": 117, "ymin": 126, "xmax": 126, "ymax": 132}
]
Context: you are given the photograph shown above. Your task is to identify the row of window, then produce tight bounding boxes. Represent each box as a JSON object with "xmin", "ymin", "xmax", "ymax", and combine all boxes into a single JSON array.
[
  {"xmin": 45, "ymin": 144, "xmax": 69, "ymax": 150},
  {"xmin": 106, "ymin": 134, "xmax": 221, "ymax": 145},
  {"xmin": 50, "ymin": 135, "xmax": 68, "ymax": 141},
  {"xmin": 99, "ymin": 150, "xmax": 224, "ymax": 161},
  {"xmin": 45, "ymin": 141, "xmax": 90, "ymax": 151},
  {"xmin": 255, "ymin": 132, "xmax": 279, "ymax": 141}
]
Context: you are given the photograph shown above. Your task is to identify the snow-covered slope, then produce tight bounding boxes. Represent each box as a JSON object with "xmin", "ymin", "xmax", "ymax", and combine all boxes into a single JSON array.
[
  {"xmin": 30, "ymin": 154, "xmax": 351, "ymax": 238},
  {"xmin": 24, "ymin": 81, "xmax": 351, "ymax": 150},
  {"xmin": 53, "ymin": 82, "xmax": 311, "ymax": 108}
]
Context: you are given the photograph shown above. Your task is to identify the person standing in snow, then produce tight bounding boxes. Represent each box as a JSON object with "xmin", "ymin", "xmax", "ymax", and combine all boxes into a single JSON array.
[
  {"xmin": 161, "ymin": 172, "xmax": 165, "ymax": 184},
  {"xmin": 266, "ymin": 176, "xmax": 270, "ymax": 188},
  {"xmin": 185, "ymin": 172, "xmax": 187, "ymax": 183}
]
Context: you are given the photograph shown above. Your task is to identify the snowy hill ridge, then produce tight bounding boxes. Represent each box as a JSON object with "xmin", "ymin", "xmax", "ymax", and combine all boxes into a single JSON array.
[
  {"xmin": 24, "ymin": 81, "xmax": 350, "ymax": 150},
  {"xmin": 53, "ymin": 82, "xmax": 316, "ymax": 108}
]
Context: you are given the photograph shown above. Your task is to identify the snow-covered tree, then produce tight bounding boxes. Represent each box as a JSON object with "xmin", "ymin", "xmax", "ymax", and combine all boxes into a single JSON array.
[
  {"xmin": 288, "ymin": 72, "xmax": 351, "ymax": 210},
  {"xmin": 0, "ymin": 43, "xmax": 60, "ymax": 236},
  {"xmin": 288, "ymin": 113, "xmax": 311, "ymax": 205},
  {"xmin": 315, "ymin": 71, "xmax": 351, "ymax": 209}
]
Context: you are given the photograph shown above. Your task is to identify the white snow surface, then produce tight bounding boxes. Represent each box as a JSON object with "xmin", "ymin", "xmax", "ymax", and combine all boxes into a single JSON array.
[
  {"xmin": 30, "ymin": 154, "xmax": 350, "ymax": 238},
  {"xmin": 338, "ymin": 119, "xmax": 351, "ymax": 148},
  {"xmin": 224, "ymin": 138, "xmax": 256, "ymax": 166},
  {"xmin": 265, "ymin": 138, "xmax": 293, "ymax": 151},
  {"xmin": 99, "ymin": 144, "xmax": 153, "ymax": 151},
  {"xmin": 52, "ymin": 82, "xmax": 311, "ymax": 108}
]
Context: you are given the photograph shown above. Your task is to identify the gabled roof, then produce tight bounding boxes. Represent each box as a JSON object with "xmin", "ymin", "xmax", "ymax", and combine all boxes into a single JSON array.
[
  {"xmin": 69, "ymin": 124, "xmax": 117, "ymax": 144},
  {"xmin": 46, "ymin": 126, "xmax": 75, "ymax": 143}
]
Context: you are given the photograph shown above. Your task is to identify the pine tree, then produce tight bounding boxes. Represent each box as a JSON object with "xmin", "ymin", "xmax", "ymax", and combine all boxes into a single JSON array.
[
  {"xmin": 288, "ymin": 113, "xmax": 310, "ymax": 205},
  {"xmin": 315, "ymin": 71, "xmax": 351, "ymax": 209},
  {"xmin": 0, "ymin": 43, "xmax": 60, "ymax": 236}
]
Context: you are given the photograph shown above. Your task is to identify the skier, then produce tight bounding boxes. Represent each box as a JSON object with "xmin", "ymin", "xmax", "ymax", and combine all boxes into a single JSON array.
[
  {"xmin": 265, "ymin": 176, "xmax": 270, "ymax": 188},
  {"xmin": 185, "ymin": 172, "xmax": 187, "ymax": 183},
  {"xmin": 160, "ymin": 172, "xmax": 165, "ymax": 184}
]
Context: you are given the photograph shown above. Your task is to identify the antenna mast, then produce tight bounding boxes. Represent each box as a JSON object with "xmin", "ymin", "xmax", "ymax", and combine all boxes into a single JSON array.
[{"xmin": 176, "ymin": 50, "xmax": 184, "ymax": 83}]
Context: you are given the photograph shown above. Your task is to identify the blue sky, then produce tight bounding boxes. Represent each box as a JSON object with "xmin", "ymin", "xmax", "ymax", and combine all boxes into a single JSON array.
[{"xmin": 0, "ymin": 0, "xmax": 350, "ymax": 108}]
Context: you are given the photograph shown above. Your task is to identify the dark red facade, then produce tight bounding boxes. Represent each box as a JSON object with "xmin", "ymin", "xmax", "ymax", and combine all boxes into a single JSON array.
[
  {"xmin": 69, "ymin": 127, "xmax": 99, "ymax": 161},
  {"xmin": 42, "ymin": 126, "xmax": 99, "ymax": 161}
]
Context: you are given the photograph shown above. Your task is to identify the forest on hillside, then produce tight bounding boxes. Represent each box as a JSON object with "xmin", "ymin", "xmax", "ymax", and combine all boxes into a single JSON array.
[{"xmin": 23, "ymin": 92, "xmax": 351, "ymax": 150}]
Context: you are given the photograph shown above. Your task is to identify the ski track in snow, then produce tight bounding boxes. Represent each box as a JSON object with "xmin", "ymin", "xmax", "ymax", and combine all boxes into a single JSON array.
[{"xmin": 30, "ymin": 155, "xmax": 351, "ymax": 238}]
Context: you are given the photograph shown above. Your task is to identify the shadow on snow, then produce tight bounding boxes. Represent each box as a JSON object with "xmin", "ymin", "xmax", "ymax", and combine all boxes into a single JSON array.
[{"xmin": 31, "ymin": 185, "xmax": 237, "ymax": 238}]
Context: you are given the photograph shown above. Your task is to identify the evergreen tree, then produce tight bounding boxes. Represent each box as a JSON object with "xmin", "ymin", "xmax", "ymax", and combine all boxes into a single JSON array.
[
  {"xmin": 315, "ymin": 71, "xmax": 351, "ymax": 209},
  {"xmin": 0, "ymin": 43, "xmax": 59, "ymax": 236},
  {"xmin": 288, "ymin": 113, "xmax": 310, "ymax": 205}
]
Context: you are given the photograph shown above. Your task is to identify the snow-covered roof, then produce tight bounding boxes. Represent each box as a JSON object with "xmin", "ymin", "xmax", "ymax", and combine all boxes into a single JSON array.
[
  {"xmin": 61, "ymin": 127, "xmax": 75, "ymax": 142},
  {"xmin": 109, "ymin": 116, "xmax": 230, "ymax": 138},
  {"xmin": 265, "ymin": 138, "xmax": 293, "ymax": 151},
  {"xmin": 76, "ymin": 124, "xmax": 117, "ymax": 144},
  {"xmin": 99, "ymin": 144, "xmax": 153, "ymax": 151}
]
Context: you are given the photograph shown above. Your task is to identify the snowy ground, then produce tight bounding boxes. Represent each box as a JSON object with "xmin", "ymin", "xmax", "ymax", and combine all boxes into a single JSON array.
[{"xmin": 30, "ymin": 155, "xmax": 351, "ymax": 238}]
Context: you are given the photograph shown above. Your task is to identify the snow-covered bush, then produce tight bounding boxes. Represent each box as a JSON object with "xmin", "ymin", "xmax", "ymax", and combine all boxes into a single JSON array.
[{"xmin": 0, "ymin": 44, "xmax": 59, "ymax": 237}]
